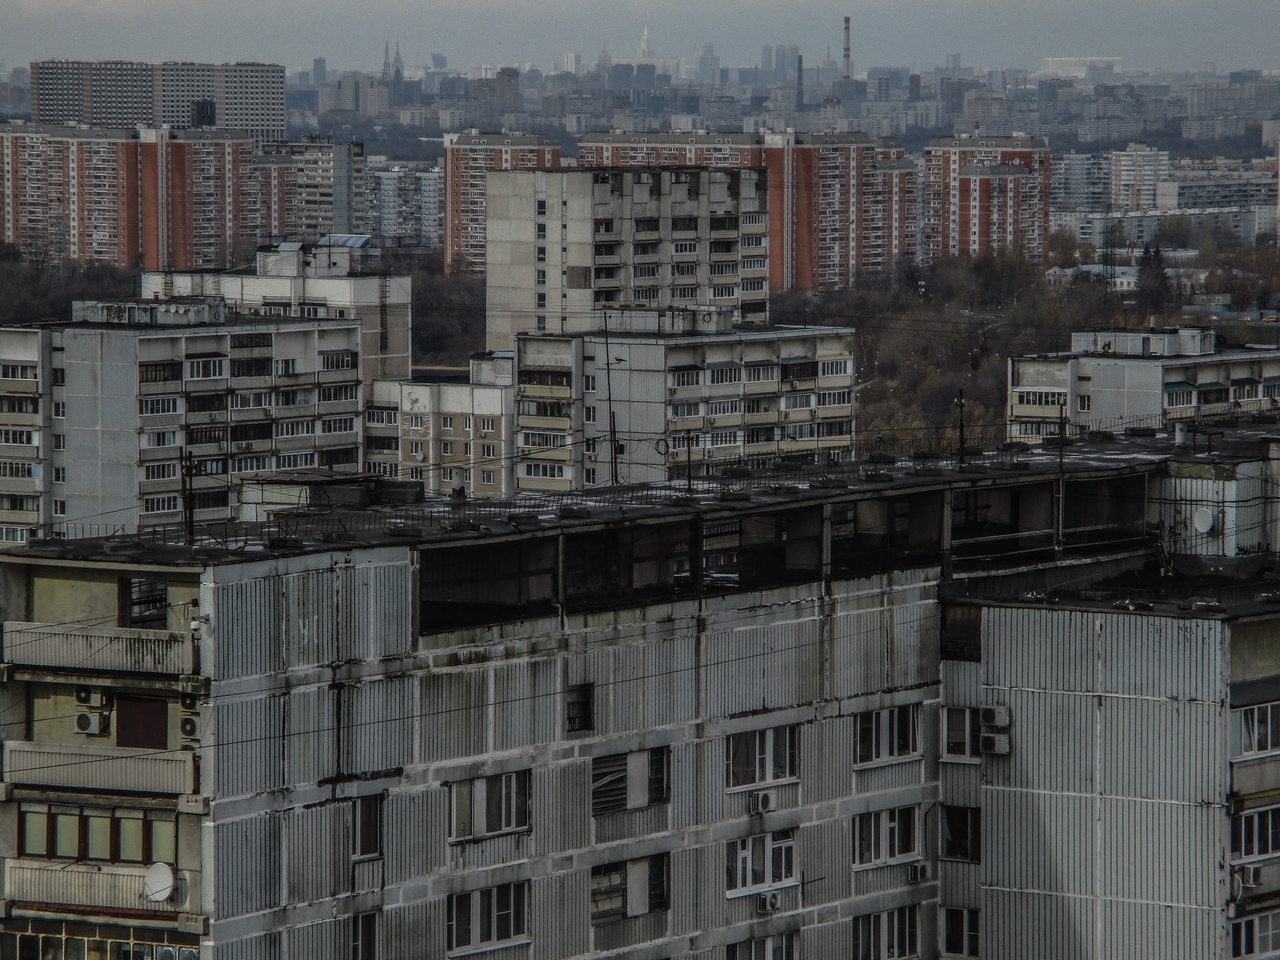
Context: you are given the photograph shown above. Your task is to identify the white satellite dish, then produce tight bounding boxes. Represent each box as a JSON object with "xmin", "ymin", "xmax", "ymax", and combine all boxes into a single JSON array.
[
  {"xmin": 142, "ymin": 862, "xmax": 175, "ymax": 903},
  {"xmin": 1192, "ymin": 507, "xmax": 1216, "ymax": 534}
]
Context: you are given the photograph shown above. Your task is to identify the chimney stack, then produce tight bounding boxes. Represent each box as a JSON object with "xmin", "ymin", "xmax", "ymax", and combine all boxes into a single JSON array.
[{"xmin": 843, "ymin": 17, "xmax": 851, "ymax": 80}]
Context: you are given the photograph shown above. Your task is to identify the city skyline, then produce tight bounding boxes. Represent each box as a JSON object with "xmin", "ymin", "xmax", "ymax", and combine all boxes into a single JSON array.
[{"xmin": 2, "ymin": 0, "xmax": 1278, "ymax": 78}]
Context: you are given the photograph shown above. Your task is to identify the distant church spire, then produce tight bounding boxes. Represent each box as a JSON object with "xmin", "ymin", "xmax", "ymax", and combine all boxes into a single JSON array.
[
  {"xmin": 382, "ymin": 42, "xmax": 392, "ymax": 81},
  {"xmin": 638, "ymin": 26, "xmax": 652, "ymax": 60},
  {"xmin": 393, "ymin": 41, "xmax": 404, "ymax": 83}
]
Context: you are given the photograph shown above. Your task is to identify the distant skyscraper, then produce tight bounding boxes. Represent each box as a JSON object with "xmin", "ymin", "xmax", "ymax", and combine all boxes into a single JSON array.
[
  {"xmin": 761, "ymin": 45, "xmax": 775, "ymax": 76},
  {"xmin": 313, "ymin": 57, "xmax": 327, "ymax": 85},
  {"xmin": 564, "ymin": 53, "xmax": 581, "ymax": 75},
  {"xmin": 637, "ymin": 27, "xmax": 653, "ymax": 60}
]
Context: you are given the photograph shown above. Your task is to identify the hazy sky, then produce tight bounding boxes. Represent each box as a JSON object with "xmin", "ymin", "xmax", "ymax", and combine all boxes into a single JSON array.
[{"xmin": 2, "ymin": 0, "xmax": 1277, "ymax": 77}]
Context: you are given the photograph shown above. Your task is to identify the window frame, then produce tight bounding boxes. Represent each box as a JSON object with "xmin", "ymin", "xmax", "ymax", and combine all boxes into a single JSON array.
[
  {"xmin": 853, "ymin": 806, "xmax": 919, "ymax": 867},
  {"xmin": 725, "ymin": 829, "xmax": 797, "ymax": 895},
  {"xmin": 942, "ymin": 907, "xmax": 980, "ymax": 958},
  {"xmin": 726, "ymin": 725, "xmax": 800, "ymax": 790},
  {"xmin": 942, "ymin": 707, "xmax": 982, "ymax": 762},
  {"xmin": 446, "ymin": 882, "xmax": 529, "ymax": 954},
  {"xmin": 940, "ymin": 805, "xmax": 981, "ymax": 863},
  {"xmin": 449, "ymin": 770, "xmax": 531, "ymax": 842},
  {"xmin": 856, "ymin": 704, "xmax": 921, "ymax": 766}
]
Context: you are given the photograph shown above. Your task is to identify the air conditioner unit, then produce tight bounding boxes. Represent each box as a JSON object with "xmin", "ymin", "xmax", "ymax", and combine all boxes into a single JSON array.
[
  {"xmin": 981, "ymin": 705, "xmax": 1012, "ymax": 729},
  {"xmin": 1243, "ymin": 865, "xmax": 1263, "ymax": 887},
  {"xmin": 980, "ymin": 733, "xmax": 1011, "ymax": 755},
  {"xmin": 907, "ymin": 862, "xmax": 930, "ymax": 884},
  {"xmin": 586, "ymin": 453, "xmax": 598, "ymax": 462},
  {"xmin": 756, "ymin": 890, "xmax": 782, "ymax": 913},
  {"xmin": 74, "ymin": 686, "xmax": 107, "ymax": 708},
  {"xmin": 517, "ymin": 385, "xmax": 526, "ymax": 394},
  {"xmin": 75, "ymin": 712, "xmax": 109, "ymax": 736},
  {"xmin": 748, "ymin": 790, "xmax": 776, "ymax": 815}
]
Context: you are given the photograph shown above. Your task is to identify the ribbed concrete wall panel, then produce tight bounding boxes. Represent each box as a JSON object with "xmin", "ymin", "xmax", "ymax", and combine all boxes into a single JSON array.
[
  {"xmin": 212, "ymin": 932, "xmax": 280, "ymax": 960},
  {"xmin": 337, "ymin": 560, "xmax": 415, "ymax": 661},
  {"xmin": 802, "ymin": 919, "xmax": 850, "ymax": 960},
  {"xmin": 533, "ymin": 759, "xmax": 590, "ymax": 855},
  {"xmin": 214, "ymin": 695, "xmax": 284, "ymax": 797},
  {"xmin": 589, "ymin": 636, "xmax": 697, "ymax": 735},
  {"xmin": 940, "ymin": 761, "xmax": 982, "ymax": 806},
  {"xmin": 1100, "ymin": 900, "xmax": 1221, "ymax": 960},
  {"xmin": 984, "ymin": 888, "xmax": 1094, "ymax": 960},
  {"xmin": 215, "ymin": 813, "xmax": 281, "ymax": 918},
  {"xmin": 984, "ymin": 608, "xmax": 1096, "ymax": 693},
  {"xmin": 344, "ymin": 676, "xmax": 415, "ymax": 774},
  {"xmin": 802, "ymin": 715, "xmax": 854, "ymax": 803},
  {"xmin": 704, "ymin": 618, "xmax": 822, "ymax": 718},
  {"xmin": 493, "ymin": 658, "xmax": 559, "ymax": 752},
  {"xmin": 852, "ymin": 757, "xmax": 925, "ymax": 797},
  {"xmin": 671, "ymin": 844, "xmax": 723, "ymax": 935},
  {"xmin": 381, "ymin": 901, "xmax": 433, "ymax": 960},
  {"xmin": 421, "ymin": 670, "xmax": 486, "ymax": 762},
  {"xmin": 891, "ymin": 599, "xmax": 940, "ymax": 689},
  {"xmin": 1099, "ymin": 797, "xmax": 1222, "ymax": 906},
  {"xmin": 213, "ymin": 577, "xmax": 283, "ymax": 678},
  {"xmin": 939, "ymin": 859, "xmax": 981, "ymax": 906},
  {"xmin": 831, "ymin": 608, "xmax": 890, "ymax": 698},
  {"xmin": 286, "ymin": 801, "xmax": 350, "ymax": 903},
  {"xmin": 532, "ymin": 870, "xmax": 591, "ymax": 960},
  {"xmin": 386, "ymin": 786, "xmax": 447, "ymax": 882},
  {"xmin": 801, "ymin": 818, "xmax": 850, "ymax": 906},
  {"xmin": 287, "ymin": 916, "xmax": 349, "ymax": 957},
  {"xmin": 981, "ymin": 789, "xmax": 1094, "ymax": 896},
  {"xmin": 1099, "ymin": 614, "xmax": 1222, "ymax": 702},
  {"xmin": 285, "ymin": 685, "xmax": 339, "ymax": 784},
  {"xmin": 671, "ymin": 739, "xmax": 724, "ymax": 829},
  {"xmin": 983, "ymin": 690, "xmax": 1095, "ymax": 794},
  {"xmin": 1099, "ymin": 696, "xmax": 1222, "ymax": 803}
]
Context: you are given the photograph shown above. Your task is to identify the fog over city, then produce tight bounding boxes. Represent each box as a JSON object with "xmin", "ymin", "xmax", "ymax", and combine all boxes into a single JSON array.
[{"xmin": 1, "ymin": 0, "xmax": 1277, "ymax": 73}]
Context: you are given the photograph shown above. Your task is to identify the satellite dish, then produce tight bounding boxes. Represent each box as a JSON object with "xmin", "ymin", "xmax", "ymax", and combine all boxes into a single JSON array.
[
  {"xmin": 1192, "ymin": 507, "xmax": 1216, "ymax": 534},
  {"xmin": 143, "ymin": 862, "xmax": 175, "ymax": 903}
]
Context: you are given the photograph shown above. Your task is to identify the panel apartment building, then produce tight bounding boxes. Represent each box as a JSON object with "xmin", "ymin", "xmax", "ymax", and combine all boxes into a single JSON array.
[
  {"xmin": 577, "ymin": 132, "xmax": 918, "ymax": 292},
  {"xmin": 29, "ymin": 59, "xmax": 286, "ymax": 144},
  {"xmin": 921, "ymin": 135, "xmax": 1051, "ymax": 264},
  {"xmin": 0, "ymin": 124, "xmax": 256, "ymax": 271},
  {"xmin": 0, "ymin": 427, "xmax": 1279, "ymax": 956},
  {"xmin": 485, "ymin": 167, "xmax": 770, "ymax": 350},
  {"xmin": 442, "ymin": 131, "xmax": 561, "ymax": 275}
]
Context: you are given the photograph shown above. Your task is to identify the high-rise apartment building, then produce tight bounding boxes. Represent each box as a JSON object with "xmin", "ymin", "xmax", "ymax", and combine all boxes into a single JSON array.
[
  {"xmin": 922, "ymin": 134, "xmax": 1051, "ymax": 263},
  {"xmin": 29, "ymin": 60, "xmax": 286, "ymax": 143},
  {"xmin": 0, "ymin": 124, "xmax": 256, "ymax": 271},
  {"xmin": 255, "ymin": 137, "xmax": 367, "ymax": 241},
  {"xmin": 442, "ymin": 131, "xmax": 561, "ymax": 274},
  {"xmin": 1109, "ymin": 142, "xmax": 1169, "ymax": 212},
  {"xmin": 366, "ymin": 163, "xmax": 444, "ymax": 246},
  {"xmin": 484, "ymin": 167, "xmax": 769, "ymax": 350},
  {"xmin": 578, "ymin": 132, "xmax": 917, "ymax": 292}
]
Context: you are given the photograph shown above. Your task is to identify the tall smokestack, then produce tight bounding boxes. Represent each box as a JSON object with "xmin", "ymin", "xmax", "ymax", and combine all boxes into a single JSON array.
[
  {"xmin": 843, "ymin": 17, "xmax": 851, "ymax": 80},
  {"xmin": 796, "ymin": 54, "xmax": 804, "ymax": 110}
]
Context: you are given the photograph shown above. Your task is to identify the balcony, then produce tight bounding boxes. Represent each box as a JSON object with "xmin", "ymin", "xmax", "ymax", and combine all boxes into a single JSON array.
[
  {"xmin": 5, "ymin": 859, "xmax": 197, "ymax": 919},
  {"xmin": 3, "ymin": 621, "xmax": 197, "ymax": 675},
  {"xmin": 3, "ymin": 740, "xmax": 197, "ymax": 795}
]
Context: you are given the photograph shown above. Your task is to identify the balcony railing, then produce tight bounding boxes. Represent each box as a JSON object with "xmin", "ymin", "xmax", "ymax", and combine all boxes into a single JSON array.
[
  {"xmin": 3, "ymin": 622, "xmax": 197, "ymax": 676},
  {"xmin": 3, "ymin": 740, "xmax": 197, "ymax": 795},
  {"xmin": 4, "ymin": 858, "xmax": 195, "ymax": 916}
]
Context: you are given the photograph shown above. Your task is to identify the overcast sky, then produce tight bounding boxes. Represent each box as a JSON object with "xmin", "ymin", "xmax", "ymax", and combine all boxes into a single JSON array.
[{"xmin": 2, "ymin": 0, "xmax": 1276, "ymax": 77}]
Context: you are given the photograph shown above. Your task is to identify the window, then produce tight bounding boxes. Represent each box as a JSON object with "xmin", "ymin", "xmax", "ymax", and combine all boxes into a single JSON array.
[
  {"xmin": 671, "ymin": 401, "xmax": 702, "ymax": 419},
  {"xmin": 231, "ymin": 357, "xmax": 272, "ymax": 378},
  {"xmin": 53, "ymin": 434, "xmax": 66, "ymax": 451},
  {"xmin": 709, "ymin": 431, "xmax": 740, "ymax": 446},
  {"xmin": 139, "ymin": 397, "xmax": 180, "ymax": 417},
  {"xmin": 0, "ymin": 364, "xmax": 37, "ymax": 380},
  {"xmin": 592, "ymin": 748, "xmax": 670, "ymax": 815},
  {"xmin": 672, "ymin": 369, "xmax": 702, "ymax": 387},
  {"xmin": 1233, "ymin": 806, "xmax": 1280, "ymax": 863},
  {"xmin": 187, "ymin": 358, "xmax": 224, "ymax": 379},
  {"xmin": 854, "ymin": 906, "xmax": 919, "ymax": 959},
  {"xmin": 140, "ymin": 362, "xmax": 182, "ymax": 383},
  {"xmin": 708, "ymin": 399, "xmax": 741, "ymax": 415},
  {"xmin": 52, "ymin": 500, "xmax": 66, "ymax": 517},
  {"xmin": 819, "ymin": 390, "xmax": 851, "ymax": 406},
  {"xmin": 857, "ymin": 705, "xmax": 920, "ymax": 764},
  {"xmin": 276, "ymin": 452, "xmax": 317, "ymax": 469},
  {"xmin": 567, "ymin": 683, "xmax": 594, "ymax": 732},
  {"xmin": 942, "ymin": 908, "xmax": 979, "ymax": 957},
  {"xmin": 1078, "ymin": 394, "xmax": 1092, "ymax": 412},
  {"xmin": 480, "ymin": 470, "xmax": 495, "ymax": 485},
  {"xmin": 481, "ymin": 443, "xmax": 495, "ymax": 459},
  {"xmin": 591, "ymin": 854, "xmax": 668, "ymax": 923},
  {"xmin": 19, "ymin": 805, "xmax": 175, "ymax": 864},
  {"xmin": 820, "ymin": 359, "xmax": 849, "ymax": 377},
  {"xmin": 0, "ymin": 461, "xmax": 32, "ymax": 479},
  {"xmin": 464, "ymin": 417, "xmax": 472, "ymax": 430},
  {"xmin": 352, "ymin": 911, "xmax": 377, "ymax": 960},
  {"xmin": 728, "ymin": 934, "xmax": 796, "ymax": 960},
  {"xmin": 143, "ymin": 462, "xmax": 178, "ymax": 481},
  {"xmin": 276, "ymin": 419, "xmax": 315, "ymax": 437},
  {"xmin": 441, "ymin": 415, "xmax": 453, "ymax": 430},
  {"xmin": 481, "ymin": 418, "xmax": 495, "ymax": 432},
  {"xmin": 451, "ymin": 771, "xmax": 530, "ymax": 840},
  {"xmin": 447, "ymin": 883, "xmax": 529, "ymax": 953},
  {"xmin": 354, "ymin": 795, "xmax": 383, "ymax": 859},
  {"xmin": 854, "ymin": 807, "xmax": 918, "ymax": 865},
  {"xmin": 941, "ymin": 805, "xmax": 981, "ymax": 862},
  {"xmin": 52, "ymin": 466, "xmax": 65, "ymax": 483},
  {"xmin": 143, "ymin": 495, "xmax": 180, "ymax": 514},
  {"xmin": 673, "ymin": 241, "xmax": 698, "ymax": 254},
  {"xmin": 583, "ymin": 406, "xmax": 596, "ymax": 424},
  {"xmin": 727, "ymin": 726, "xmax": 799, "ymax": 789},
  {"xmin": 321, "ymin": 384, "xmax": 359, "ymax": 403},
  {"xmin": 1166, "ymin": 388, "xmax": 1194, "ymax": 408},
  {"xmin": 0, "ymin": 429, "xmax": 34, "ymax": 446},
  {"xmin": 275, "ymin": 358, "xmax": 297, "ymax": 376},
  {"xmin": 321, "ymin": 417, "xmax": 355, "ymax": 434},
  {"xmin": 710, "ymin": 365, "xmax": 742, "ymax": 385},
  {"xmin": 52, "ymin": 401, "xmax": 66, "ymax": 418},
  {"xmin": 1233, "ymin": 909, "xmax": 1280, "ymax": 957},
  {"xmin": 783, "ymin": 393, "xmax": 814, "ymax": 410},
  {"xmin": 1237, "ymin": 703, "xmax": 1280, "ymax": 757},
  {"xmin": 523, "ymin": 463, "xmax": 565, "ymax": 479},
  {"xmin": 726, "ymin": 830, "xmax": 796, "ymax": 893},
  {"xmin": 943, "ymin": 707, "xmax": 982, "ymax": 760}
]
